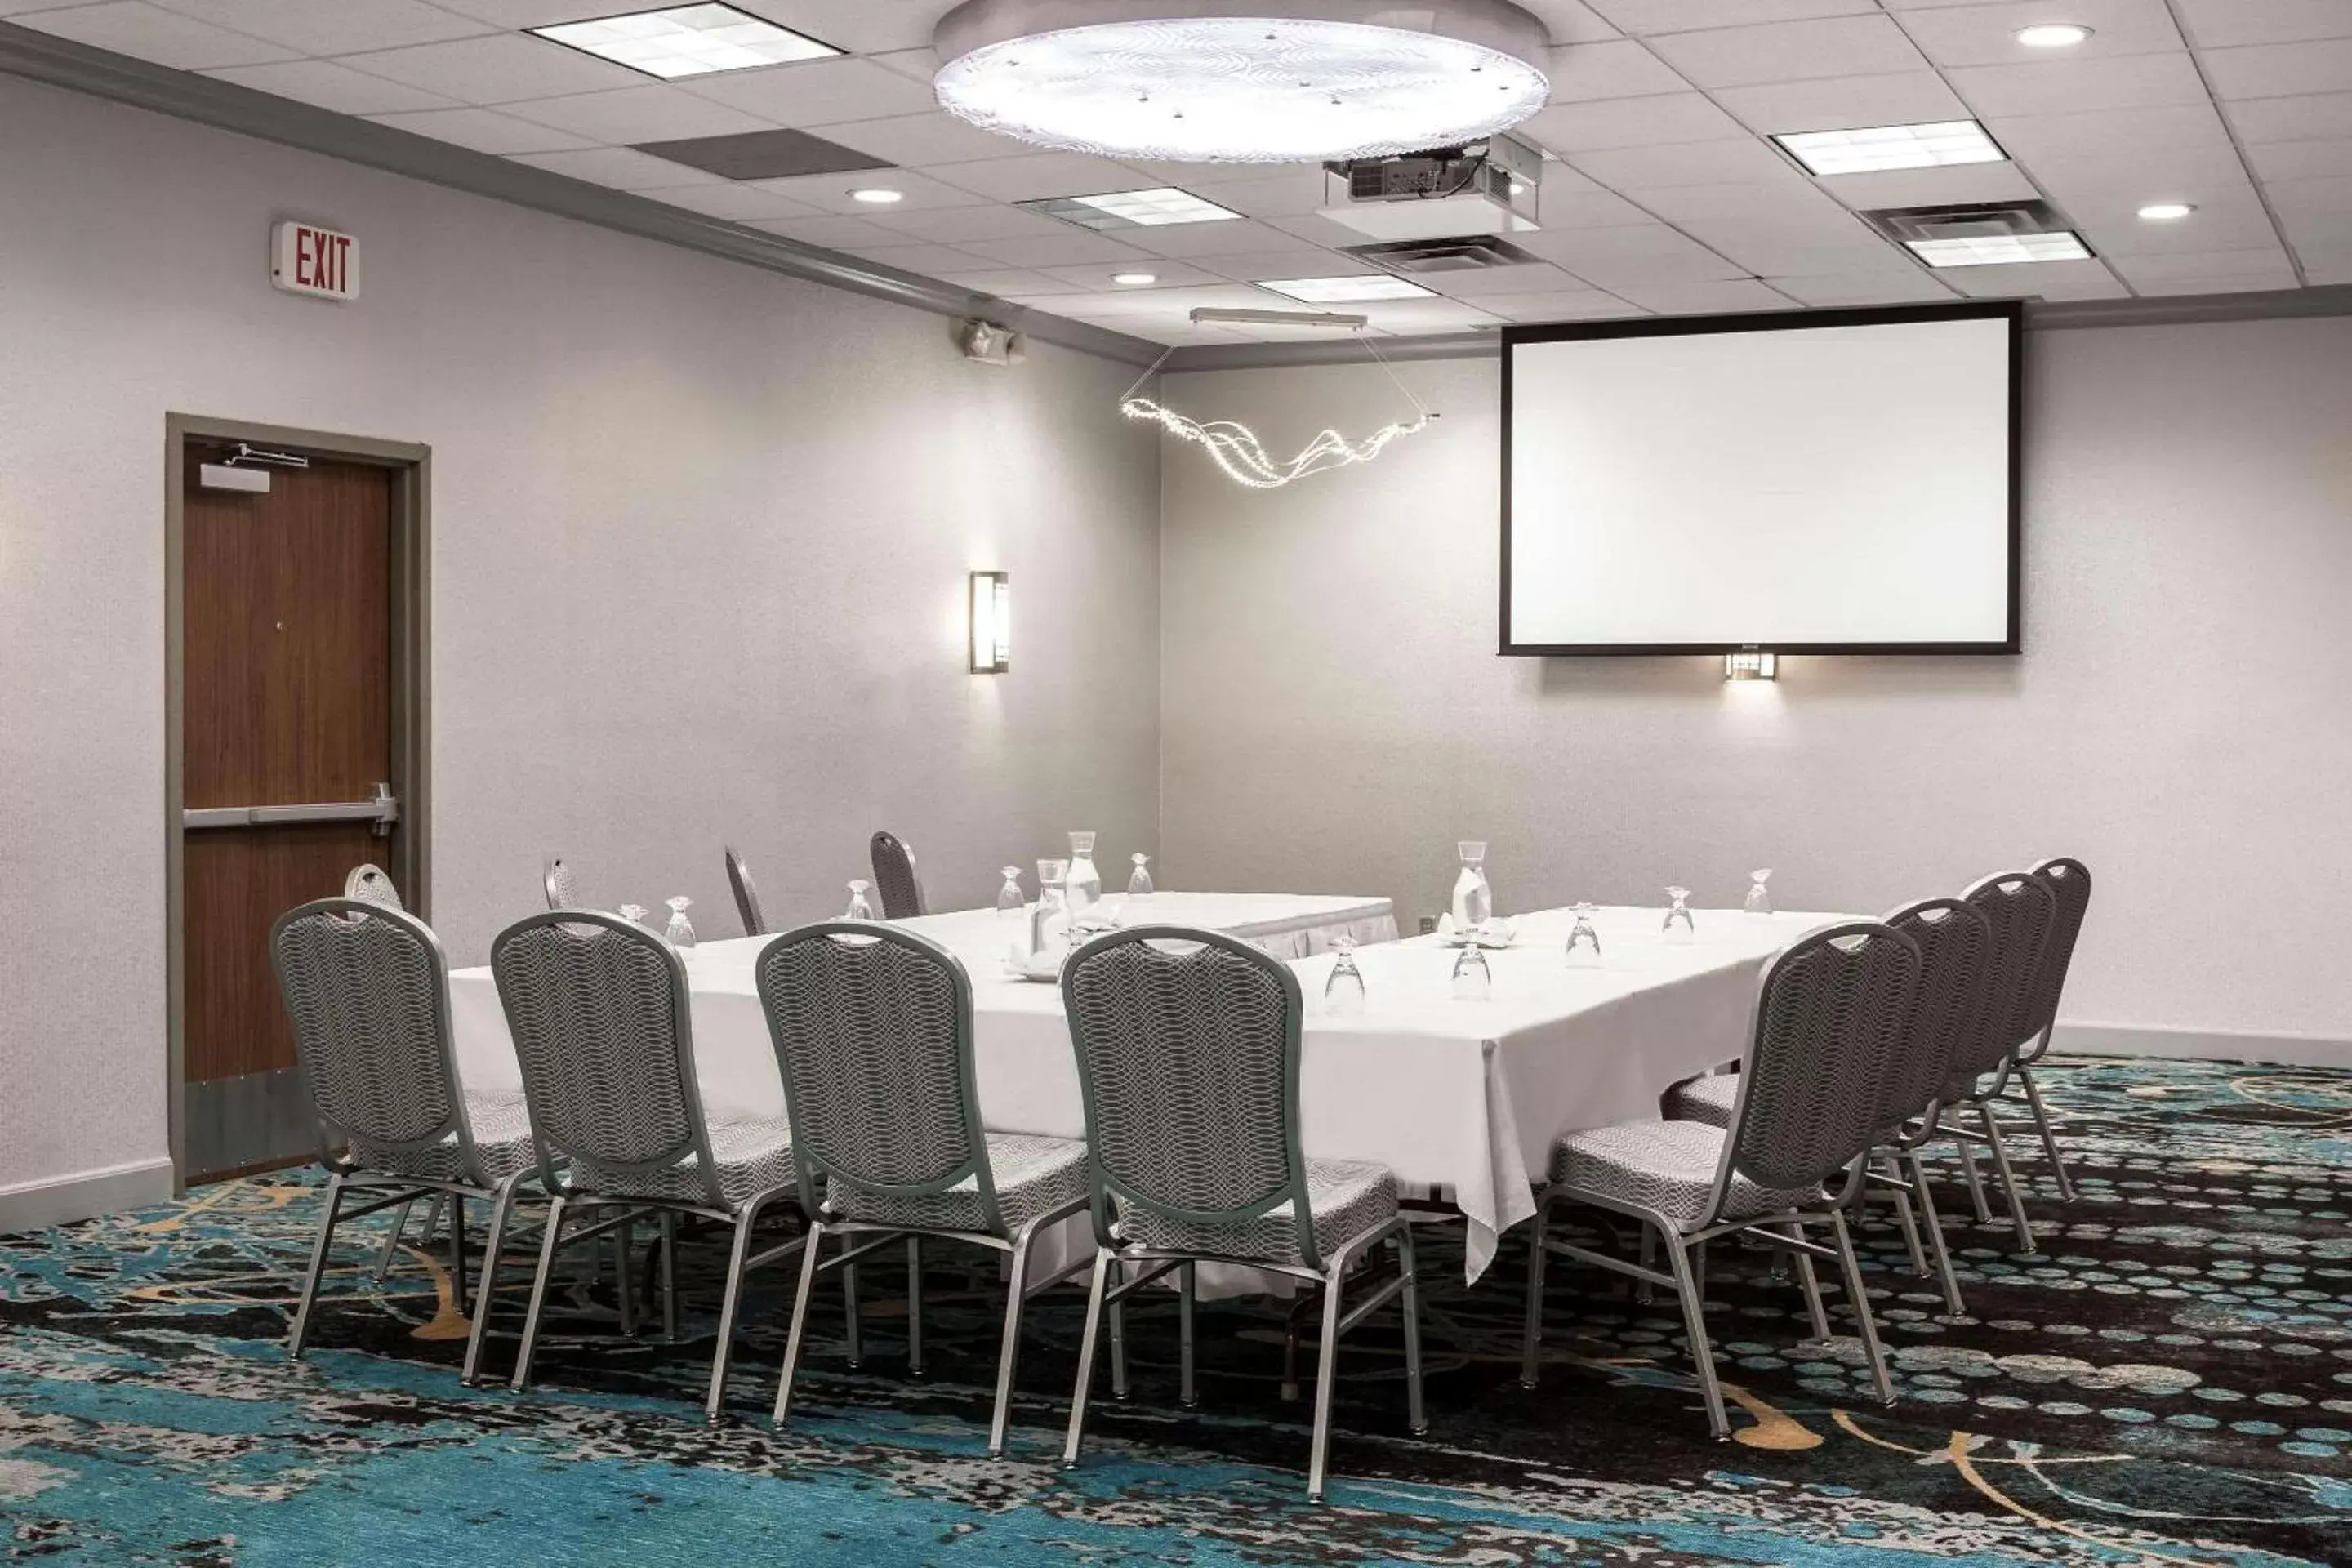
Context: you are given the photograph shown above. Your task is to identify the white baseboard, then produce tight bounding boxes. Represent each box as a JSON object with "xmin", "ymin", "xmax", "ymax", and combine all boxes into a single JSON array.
[
  {"xmin": 2055, "ymin": 1022, "xmax": 2352, "ymax": 1071},
  {"xmin": 0, "ymin": 1156, "xmax": 176, "ymax": 1234}
]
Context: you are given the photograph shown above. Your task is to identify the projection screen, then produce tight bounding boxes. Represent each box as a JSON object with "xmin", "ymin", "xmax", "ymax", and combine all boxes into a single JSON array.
[{"xmin": 1500, "ymin": 302, "xmax": 2020, "ymax": 656}]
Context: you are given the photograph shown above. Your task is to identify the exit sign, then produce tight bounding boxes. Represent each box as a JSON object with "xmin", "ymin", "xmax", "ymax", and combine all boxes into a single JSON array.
[{"xmin": 271, "ymin": 222, "xmax": 360, "ymax": 301}]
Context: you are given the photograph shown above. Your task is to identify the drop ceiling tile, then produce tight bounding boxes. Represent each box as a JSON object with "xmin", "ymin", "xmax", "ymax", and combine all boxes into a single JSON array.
[
  {"xmin": 1543, "ymin": 38, "xmax": 1688, "ymax": 101},
  {"xmin": 1937, "ymin": 257, "xmax": 2131, "ymax": 298},
  {"xmin": 2298, "ymin": 248, "xmax": 2352, "ymax": 282},
  {"xmin": 1512, "ymin": 223, "xmax": 1748, "ymax": 283},
  {"xmin": 929, "ymin": 151, "xmax": 1155, "ymax": 203},
  {"xmin": 2280, "ymin": 208, "xmax": 2352, "ymax": 246},
  {"xmin": 2175, "ymin": 0, "xmax": 2352, "ymax": 47},
  {"xmin": 1064, "ymin": 283, "xmax": 1297, "ymax": 318},
  {"xmin": 509, "ymin": 145, "xmax": 726, "ymax": 190},
  {"xmin": 840, "ymin": 243, "xmax": 1002, "ymax": 275},
  {"xmin": 1569, "ymin": 137, "xmax": 1795, "ymax": 189},
  {"xmin": 1713, "ymin": 71, "xmax": 1976, "ymax": 136},
  {"xmin": 1349, "ymin": 297, "xmax": 1508, "ymax": 332},
  {"xmin": 863, "ymin": 47, "xmax": 942, "ymax": 84},
  {"xmin": 1604, "ymin": 277, "xmax": 1799, "ymax": 314},
  {"xmin": 2267, "ymin": 174, "xmax": 2352, "ymax": 215},
  {"xmin": 2225, "ymin": 91, "xmax": 2352, "ymax": 142},
  {"xmin": 1949, "ymin": 51, "xmax": 2210, "ymax": 118},
  {"xmin": 1530, "ymin": 183, "xmax": 1660, "ymax": 227},
  {"xmin": 2107, "ymin": 246, "xmax": 2301, "ymax": 283},
  {"xmin": 1419, "ymin": 261, "xmax": 1603, "ymax": 296},
  {"xmin": 2248, "ymin": 137, "xmax": 2352, "ymax": 180},
  {"xmin": 2012, "ymin": 139, "xmax": 2253, "ymax": 189},
  {"xmin": 2200, "ymin": 38, "xmax": 2352, "ymax": 101},
  {"xmin": 682, "ymin": 57, "xmax": 940, "ymax": 127},
  {"xmin": 866, "ymin": 204, "xmax": 1071, "ymax": 243},
  {"xmin": 742, "ymin": 169, "xmax": 987, "ymax": 214},
  {"xmin": 506, "ymin": 86, "xmax": 778, "ymax": 144},
  {"xmin": 1517, "ymin": 1, "xmax": 1622, "ymax": 44},
  {"xmin": 1650, "ymin": 15, "xmax": 1927, "ymax": 87},
  {"xmin": 1682, "ymin": 230, "xmax": 1918, "ymax": 277},
  {"xmin": 2127, "ymin": 270, "xmax": 2302, "ymax": 295},
  {"xmin": 1892, "ymin": 0, "xmax": 2186, "ymax": 68},
  {"xmin": 644, "ymin": 182, "xmax": 822, "ymax": 221},
  {"xmin": 1815, "ymin": 161, "xmax": 2044, "ymax": 210},
  {"xmin": 1264, "ymin": 212, "xmax": 1397, "ymax": 248},
  {"xmin": 1766, "ymin": 270, "xmax": 1957, "ymax": 304},
  {"xmin": 1107, "ymin": 218, "xmax": 1293, "ymax": 260},
  {"xmin": 1517, "ymin": 92, "xmax": 1748, "ymax": 152},
  {"xmin": 368, "ymin": 105, "xmax": 596, "ymax": 154},
  {"xmin": 1628, "ymin": 175, "xmax": 1854, "ymax": 224},
  {"xmin": 423, "ymin": 1, "xmax": 617, "ymax": 24},
  {"xmin": 1587, "ymin": 0, "xmax": 1878, "ymax": 33},
  {"xmin": 205, "ymin": 59, "xmax": 459, "ymax": 116},
  {"xmin": 2073, "ymin": 203, "xmax": 2279, "ymax": 257},
  {"xmin": 1187, "ymin": 249, "xmax": 1374, "ymax": 282},
  {"xmin": 740, "ymin": 212, "xmax": 906, "ymax": 247},
  {"xmin": 1200, "ymin": 170, "xmax": 1343, "ymax": 220},
  {"xmin": 1981, "ymin": 100, "xmax": 2234, "ymax": 164},
  {"xmin": 817, "ymin": 112, "xmax": 1022, "ymax": 168},
  {"xmin": 11, "ymin": 2, "xmax": 299, "ymax": 69},
  {"xmin": 341, "ymin": 33, "xmax": 644, "ymax": 104},
  {"xmin": 936, "ymin": 270, "xmax": 1089, "ymax": 297},
  {"xmin": 1477, "ymin": 289, "xmax": 1650, "ymax": 321},
  {"xmin": 956, "ymin": 231, "xmax": 1160, "ymax": 269},
  {"xmin": 152, "ymin": 0, "xmax": 489, "ymax": 53},
  {"xmin": 726, "ymin": 0, "xmax": 940, "ymax": 53},
  {"xmin": 1038, "ymin": 260, "xmax": 1224, "ymax": 291}
]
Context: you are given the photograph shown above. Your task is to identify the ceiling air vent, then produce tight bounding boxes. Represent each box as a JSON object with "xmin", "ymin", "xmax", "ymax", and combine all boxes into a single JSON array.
[
  {"xmin": 1860, "ymin": 198, "xmax": 2076, "ymax": 247},
  {"xmin": 1342, "ymin": 234, "xmax": 1543, "ymax": 274}
]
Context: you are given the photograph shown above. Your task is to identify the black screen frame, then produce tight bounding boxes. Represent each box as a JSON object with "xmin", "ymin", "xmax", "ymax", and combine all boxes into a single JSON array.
[{"xmin": 1498, "ymin": 299, "xmax": 2024, "ymax": 658}]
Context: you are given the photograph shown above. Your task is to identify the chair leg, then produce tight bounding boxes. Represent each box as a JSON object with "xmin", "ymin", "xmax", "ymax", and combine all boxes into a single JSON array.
[
  {"xmin": 988, "ymin": 1227, "xmax": 1036, "ymax": 1458},
  {"xmin": 1880, "ymin": 1154, "xmax": 1927, "ymax": 1278},
  {"xmin": 1397, "ymin": 1226, "xmax": 1427, "ymax": 1437},
  {"xmin": 842, "ymin": 1257, "xmax": 863, "ymax": 1370},
  {"xmin": 658, "ymin": 1211, "xmax": 679, "ymax": 1343},
  {"xmin": 1976, "ymin": 1102, "xmax": 2038, "ymax": 1254},
  {"xmin": 615, "ymin": 1220, "xmax": 636, "ymax": 1339},
  {"xmin": 1061, "ymin": 1247, "xmax": 1114, "ymax": 1470},
  {"xmin": 1829, "ymin": 1209, "xmax": 1895, "ymax": 1407},
  {"xmin": 1955, "ymin": 1136, "xmax": 1993, "ymax": 1223},
  {"xmin": 461, "ymin": 1176, "xmax": 526, "ymax": 1387},
  {"xmin": 704, "ymin": 1205, "xmax": 764, "ymax": 1425},
  {"xmin": 773, "ymin": 1219, "xmax": 826, "ymax": 1426},
  {"xmin": 1909, "ymin": 1150, "xmax": 1967, "ymax": 1317},
  {"xmin": 1519, "ymin": 1194, "xmax": 1552, "ymax": 1389},
  {"xmin": 1304, "ymin": 1258, "xmax": 1349, "ymax": 1503},
  {"xmin": 372, "ymin": 1196, "xmax": 416, "ymax": 1285},
  {"xmin": 510, "ymin": 1194, "xmax": 569, "ymax": 1393},
  {"xmin": 1660, "ymin": 1226, "xmax": 1728, "ymax": 1441},
  {"xmin": 1781, "ymin": 1222, "xmax": 1830, "ymax": 1343},
  {"xmin": 447, "ymin": 1195, "xmax": 468, "ymax": 1316},
  {"xmin": 906, "ymin": 1236, "xmax": 924, "ymax": 1377},
  {"xmin": 1636, "ymin": 1226, "xmax": 1658, "ymax": 1305},
  {"xmin": 1178, "ymin": 1261, "xmax": 1197, "ymax": 1409},
  {"xmin": 419, "ymin": 1193, "xmax": 448, "ymax": 1244},
  {"xmin": 287, "ymin": 1172, "xmax": 350, "ymax": 1361},
  {"xmin": 1108, "ymin": 1259, "xmax": 1130, "ymax": 1401},
  {"xmin": 2017, "ymin": 1064, "xmax": 2078, "ymax": 1202}
]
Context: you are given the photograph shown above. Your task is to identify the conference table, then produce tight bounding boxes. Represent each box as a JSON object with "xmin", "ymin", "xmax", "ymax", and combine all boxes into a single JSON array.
[{"xmin": 446, "ymin": 893, "xmax": 1840, "ymax": 1286}]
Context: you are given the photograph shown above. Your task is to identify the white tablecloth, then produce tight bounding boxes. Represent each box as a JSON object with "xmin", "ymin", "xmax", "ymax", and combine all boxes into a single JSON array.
[{"xmin": 447, "ymin": 898, "xmax": 1838, "ymax": 1285}]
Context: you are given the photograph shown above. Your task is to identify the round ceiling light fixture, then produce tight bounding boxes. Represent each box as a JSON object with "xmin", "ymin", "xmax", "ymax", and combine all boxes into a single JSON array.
[{"xmin": 931, "ymin": 0, "xmax": 1553, "ymax": 164}]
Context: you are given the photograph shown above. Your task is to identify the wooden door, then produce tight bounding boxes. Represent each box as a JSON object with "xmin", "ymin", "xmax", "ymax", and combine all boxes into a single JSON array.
[{"xmin": 181, "ymin": 447, "xmax": 397, "ymax": 1181}]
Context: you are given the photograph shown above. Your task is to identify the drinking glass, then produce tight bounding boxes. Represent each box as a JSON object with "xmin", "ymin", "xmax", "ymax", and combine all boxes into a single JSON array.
[
  {"xmin": 1127, "ymin": 853, "xmax": 1155, "ymax": 898},
  {"xmin": 996, "ymin": 866, "xmax": 1026, "ymax": 914},
  {"xmin": 1451, "ymin": 942, "xmax": 1492, "ymax": 1001},
  {"xmin": 1451, "ymin": 840, "xmax": 1493, "ymax": 936},
  {"xmin": 1030, "ymin": 858, "xmax": 1071, "ymax": 958},
  {"xmin": 844, "ymin": 879, "xmax": 875, "ymax": 921},
  {"xmin": 1745, "ymin": 869, "xmax": 1774, "ymax": 916},
  {"xmin": 997, "ymin": 866, "xmax": 1028, "ymax": 966},
  {"xmin": 1065, "ymin": 831, "xmax": 1102, "ymax": 915},
  {"xmin": 1324, "ymin": 935, "xmax": 1366, "ymax": 1016},
  {"xmin": 617, "ymin": 903, "xmax": 649, "ymax": 928},
  {"xmin": 664, "ymin": 896, "xmax": 695, "ymax": 955},
  {"xmin": 1661, "ymin": 885, "xmax": 1695, "ymax": 943},
  {"xmin": 1565, "ymin": 902, "xmax": 1602, "ymax": 966}
]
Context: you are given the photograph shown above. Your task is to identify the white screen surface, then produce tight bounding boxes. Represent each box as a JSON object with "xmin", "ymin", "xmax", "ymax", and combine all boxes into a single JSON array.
[{"xmin": 1504, "ymin": 313, "xmax": 2015, "ymax": 651}]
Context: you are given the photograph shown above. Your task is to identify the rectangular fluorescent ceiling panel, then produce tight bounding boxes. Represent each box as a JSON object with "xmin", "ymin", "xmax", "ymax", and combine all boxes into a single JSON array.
[
  {"xmin": 532, "ymin": 4, "xmax": 840, "ymax": 79},
  {"xmin": 1019, "ymin": 189, "xmax": 1242, "ymax": 230},
  {"xmin": 1907, "ymin": 232, "xmax": 2091, "ymax": 267},
  {"xmin": 1775, "ymin": 121, "xmax": 2004, "ymax": 177},
  {"xmin": 1258, "ymin": 274, "xmax": 1435, "ymax": 303}
]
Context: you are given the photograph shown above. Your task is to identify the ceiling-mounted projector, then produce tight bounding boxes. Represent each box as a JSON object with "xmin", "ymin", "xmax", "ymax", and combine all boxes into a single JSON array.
[{"xmin": 1316, "ymin": 133, "xmax": 1543, "ymax": 243}]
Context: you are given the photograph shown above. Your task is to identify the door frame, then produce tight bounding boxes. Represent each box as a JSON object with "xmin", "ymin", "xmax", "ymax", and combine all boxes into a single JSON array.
[{"xmin": 163, "ymin": 414, "xmax": 433, "ymax": 1193}]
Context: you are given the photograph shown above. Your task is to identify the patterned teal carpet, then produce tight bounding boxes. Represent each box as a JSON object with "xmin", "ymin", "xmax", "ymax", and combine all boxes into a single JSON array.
[{"xmin": 3, "ymin": 1055, "xmax": 2350, "ymax": 1566}]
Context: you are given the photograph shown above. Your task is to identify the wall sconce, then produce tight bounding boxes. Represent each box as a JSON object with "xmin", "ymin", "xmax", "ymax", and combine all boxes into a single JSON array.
[
  {"xmin": 969, "ymin": 571, "xmax": 1010, "ymax": 674},
  {"xmin": 1725, "ymin": 648, "xmax": 1778, "ymax": 681}
]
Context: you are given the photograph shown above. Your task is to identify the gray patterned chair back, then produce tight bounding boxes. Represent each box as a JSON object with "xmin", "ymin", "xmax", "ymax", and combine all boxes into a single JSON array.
[
  {"xmin": 755, "ymin": 923, "xmax": 995, "ymax": 1227},
  {"xmin": 869, "ymin": 831, "xmax": 926, "ymax": 920},
  {"xmin": 2020, "ymin": 858, "xmax": 2092, "ymax": 1052},
  {"xmin": 1877, "ymin": 897, "xmax": 1993, "ymax": 1127},
  {"xmin": 342, "ymin": 863, "xmax": 404, "ymax": 912},
  {"xmin": 1060, "ymin": 926, "xmax": 1318, "ymax": 1264},
  {"xmin": 542, "ymin": 856, "xmax": 576, "ymax": 911},
  {"xmin": 270, "ymin": 898, "xmax": 476, "ymax": 1178},
  {"xmin": 1953, "ymin": 870, "xmax": 2059, "ymax": 1084},
  {"xmin": 1719, "ymin": 922, "xmax": 1921, "ymax": 1202},
  {"xmin": 725, "ymin": 844, "xmax": 768, "ymax": 937},
  {"xmin": 490, "ymin": 911, "xmax": 721, "ymax": 1205}
]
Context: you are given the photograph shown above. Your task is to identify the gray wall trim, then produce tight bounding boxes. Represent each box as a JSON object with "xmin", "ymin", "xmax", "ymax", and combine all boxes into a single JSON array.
[
  {"xmin": 0, "ymin": 1157, "xmax": 176, "ymax": 1234},
  {"xmin": 0, "ymin": 20, "xmax": 1164, "ymax": 369},
  {"xmin": 2054, "ymin": 1022, "xmax": 2352, "ymax": 1071}
]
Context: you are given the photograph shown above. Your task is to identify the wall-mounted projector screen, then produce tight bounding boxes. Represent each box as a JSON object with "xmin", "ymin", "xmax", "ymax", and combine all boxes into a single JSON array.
[{"xmin": 1501, "ymin": 301, "xmax": 2020, "ymax": 656}]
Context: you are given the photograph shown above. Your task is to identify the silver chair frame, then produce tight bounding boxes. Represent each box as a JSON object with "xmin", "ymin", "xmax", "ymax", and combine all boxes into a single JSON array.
[
  {"xmin": 1058, "ymin": 924, "xmax": 1426, "ymax": 1502},
  {"xmin": 2000, "ymin": 858, "xmax": 2091, "ymax": 1201},
  {"xmin": 868, "ymin": 830, "xmax": 928, "ymax": 920},
  {"xmin": 541, "ymin": 855, "xmax": 576, "ymax": 912},
  {"xmin": 724, "ymin": 844, "xmax": 768, "ymax": 938}
]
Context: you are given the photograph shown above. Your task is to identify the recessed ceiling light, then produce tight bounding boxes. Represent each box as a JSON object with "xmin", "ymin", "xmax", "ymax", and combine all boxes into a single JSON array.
[
  {"xmin": 1111, "ymin": 271, "xmax": 1160, "ymax": 286},
  {"xmin": 2015, "ymin": 23, "xmax": 2093, "ymax": 47},
  {"xmin": 1775, "ymin": 120, "xmax": 2006, "ymax": 176},
  {"xmin": 1906, "ymin": 232, "xmax": 2093, "ymax": 267},
  {"xmin": 2136, "ymin": 201, "xmax": 2196, "ymax": 220},
  {"xmin": 1018, "ymin": 188, "xmax": 1244, "ymax": 231},
  {"xmin": 849, "ymin": 187, "xmax": 905, "ymax": 204},
  {"xmin": 1258, "ymin": 274, "xmax": 1434, "ymax": 303},
  {"xmin": 531, "ymin": 4, "xmax": 840, "ymax": 80}
]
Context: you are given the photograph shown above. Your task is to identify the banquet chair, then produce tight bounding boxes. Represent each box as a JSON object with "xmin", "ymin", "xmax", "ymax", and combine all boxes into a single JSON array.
[
  {"xmin": 2004, "ymin": 858, "xmax": 2093, "ymax": 1200},
  {"xmin": 1522, "ymin": 921, "xmax": 1922, "ymax": 1439},
  {"xmin": 338, "ymin": 860, "xmax": 448, "ymax": 1269},
  {"xmin": 1058, "ymin": 925, "xmax": 1425, "ymax": 1502},
  {"xmin": 342, "ymin": 863, "xmax": 404, "ymax": 911},
  {"xmin": 1932, "ymin": 871, "xmax": 2061, "ymax": 1253},
  {"xmin": 488, "ymin": 911, "xmax": 802, "ymax": 1419},
  {"xmin": 757, "ymin": 923, "xmax": 1091, "ymax": 1456},
  {"xmin": 869, "ymin": 831, "xmax": 927, "ymax": 919},
  {"xmin": 542, "ymin": 855, "xmax": 577, "ymax": 911},
  {"xmin": 270, "ymin": 898, "xmax": 538, "ymax": 1361},
  {"xmin": 725, "ymin": 844, "xmax": 768, "ymax": 937}
]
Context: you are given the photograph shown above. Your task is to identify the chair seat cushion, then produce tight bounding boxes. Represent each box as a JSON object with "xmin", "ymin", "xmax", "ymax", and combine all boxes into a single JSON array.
[
  {"xmin": 1118, "ymin": 1158, "xmax": 1398, "ymax": 1267},
  {"xmin": 570, "ymin": 1116, "xmax": 796, "ymax": 1213},
  {"xmin": 350, "ymin": 1090, "xmax": 537, "ymax": 1188},
  {"xmin": 826, "ymin": 1134, "xmax": 1087, "ymax": 1236},
  {"xmin": 1661, "ymin": 1072, "xmax": 1738, "ymax": 1129},
  {"xmin": 1548, "ymin": 1120, "xmax": 1824, "ymax": 1234}
]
